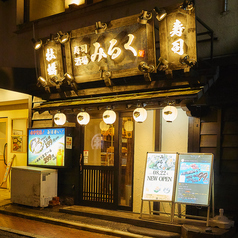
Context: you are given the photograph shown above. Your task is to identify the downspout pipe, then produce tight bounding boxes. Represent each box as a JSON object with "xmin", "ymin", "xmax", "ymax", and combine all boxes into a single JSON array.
[{"xmin": 222, "ymin": 0, "xmax": 228, "ymax": 14}]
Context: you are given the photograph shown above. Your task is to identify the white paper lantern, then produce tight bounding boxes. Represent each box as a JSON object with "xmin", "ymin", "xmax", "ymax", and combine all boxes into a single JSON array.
[
  {"xmin": 54, "ymin": 113, "xmax": 66, "ymax": 125},
  {"xmin": 99, "ymin": 121, "xmax": 110, "ymax": 131},
  {"xmin": 103, "ymin": 110, "xmax": 116, "ymax": 125},
  {"xmin": 133, "ymin": 108, "xmax": 147, "ymax": 123},
  {"xmin": 162, "ymin": 106, "xmax": 178, "ymax": 122},
  {"xmin": 124, "ymin": 120, "xmax": 133, "ymax": 132},
  {"xmin": 77, "ymin": 112, "xmax": 90, "ymax": 125}
]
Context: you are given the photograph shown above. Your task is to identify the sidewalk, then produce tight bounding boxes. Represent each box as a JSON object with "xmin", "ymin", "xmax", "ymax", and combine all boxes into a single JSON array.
[{"xmin": 0, "ymin": 188, "xmax": 237, "ymax": 238}]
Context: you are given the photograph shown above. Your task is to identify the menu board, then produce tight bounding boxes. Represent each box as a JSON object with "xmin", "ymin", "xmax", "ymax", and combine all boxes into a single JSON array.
[
  {"xmin": 142, "ymin": 152, "xmax": 177, "ymax": 201},
  {"xmin": 28, "ymin": 128, "xmax": 66, "ymax": 167},
  {"xmin": 174, "ymin": 153, "xmax": 213, "ymax": 206}
]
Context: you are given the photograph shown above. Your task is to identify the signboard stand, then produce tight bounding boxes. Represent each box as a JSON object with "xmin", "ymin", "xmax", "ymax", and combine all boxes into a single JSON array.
[
  {"xmin": 140, "ymin": 152, "xmax": 178, "ymax": 222},
  {"xmin": 174, "ymin": 153, "xmax": 214, "ymax": 226}
]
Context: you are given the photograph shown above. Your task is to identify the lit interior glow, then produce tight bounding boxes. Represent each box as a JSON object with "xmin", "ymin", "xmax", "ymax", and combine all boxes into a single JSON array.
[
  {"xmin": 99, "ymin": 121, "xmax": 110, "ymax": 131},
  {"xmin": 162, "ymin": 106, "xmax": 178, "ymax": 122},
  {"xmin": 65, "ymin": 0, "xmax": 85, "ymax": 8}
]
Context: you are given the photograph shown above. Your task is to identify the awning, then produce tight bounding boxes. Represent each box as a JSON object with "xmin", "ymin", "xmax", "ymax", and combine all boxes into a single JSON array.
[{"xmin": 33, "ymin": 86, "xmax": 204, "ymax": 112}]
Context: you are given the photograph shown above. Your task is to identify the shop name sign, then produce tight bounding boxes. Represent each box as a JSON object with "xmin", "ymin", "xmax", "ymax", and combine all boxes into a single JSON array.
[
  {"xmin": 65, "ymin": 14, "xmax": 156, "ymax": 84},
  {"xmin": 73, "ymin": 34, "xmax": 138, "ymax": 66},
  {"xmin": 159, "ymin": 6, "xmax": 197, "ymax": 71}
]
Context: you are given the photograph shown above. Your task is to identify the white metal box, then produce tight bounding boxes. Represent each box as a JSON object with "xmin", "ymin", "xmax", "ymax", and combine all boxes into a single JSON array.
[{"xmin": 11, "ymin": 166, "xmax": 57, "ymax": 207}]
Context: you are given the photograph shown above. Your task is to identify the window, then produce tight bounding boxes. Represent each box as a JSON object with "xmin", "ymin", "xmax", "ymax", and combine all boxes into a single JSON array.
[
  {"xmin": 11, "ymin": 119, "xmax": 28, "ymax": 153},
  {"xmin": 84, "ymin": 117, "xmax": 114, "ymax": 166},
  {"xmin": 17, "ymin": 0, "xmax": 104, "ymax": 24}
]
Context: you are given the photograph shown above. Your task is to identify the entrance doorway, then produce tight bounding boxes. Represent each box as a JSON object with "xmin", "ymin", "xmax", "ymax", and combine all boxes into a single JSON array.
[
  {"xmin": 0, "ymin": 118, "xmax": 8, "ymax": 188},
  {"xmin": 80, "ymin": 113, "xmax": 134, "ymax": 210}
]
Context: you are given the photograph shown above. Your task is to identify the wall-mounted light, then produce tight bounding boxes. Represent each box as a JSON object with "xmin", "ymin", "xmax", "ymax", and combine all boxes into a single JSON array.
[
  {"xmin": 57, "ymin": 31, "xmax": 69, "ymax": 44},
  {"xmin": 180, "ymin": 0, "xmax": 194, "ymax": 11},
  {"xmin": 154, "ymin": 7, "xmax": 167, "ymax": 21},
  {"xmin": 137, "ymin": 10, "xmax": 152, "ymax": 24},
  {"xmin": 37, "ymin": 76, "xmax": 51, "ymax": 93},
  {"xmin": 77, "ymin": 111, "xmax": 90, "ymax": 125},
  {"xmin": 156, "ymin": 57, "xmax": 169, "ymax": 71},
  {"xmin": 54, "ymin": 113, "xmax": 67, "ymax": 125},
  {"xmin": 133, "ymin": 107, "xmax": 147, "ymax": 123},
  {"xmin": 95, "ymin": 21, "xmax": 107, "ymax": 34},
  {"xmin": 64, "ymin": 73, "xmax": 78, "ymax": 92},
  {"xmin": 32, "ymin": 38, "xmax": 42, "ymax": 50},
  {"xmin": 103, "ymin": 109, "xmax": 116, "ymax": 125},
  {"xmin": 162, "ymin": 106, "xmax": 178, "ymax": 122}
]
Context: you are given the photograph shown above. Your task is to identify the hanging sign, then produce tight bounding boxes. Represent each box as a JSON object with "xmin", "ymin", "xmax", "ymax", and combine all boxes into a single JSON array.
[
  {"xmin": 39, "ymin": 40, "xmax": 65, "ymax": 86},
  {"xmin": 142, "ymin": 152, "xmax": 178, "ymax": 201},
  {"xmin": 159, "ymin": 5, "xmax": 197, "ymax": 71},
  {"xmin": 65, "ymin": 14, "xmax": 156, "ymax": 83},
  {"xmin": 174, "ymin": 153, "xmax": 213, "ymax": 206}
]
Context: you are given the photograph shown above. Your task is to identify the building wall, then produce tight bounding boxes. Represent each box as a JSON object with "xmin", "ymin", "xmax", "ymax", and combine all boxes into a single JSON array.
[
  {"xmin": 133, "ymin": 108, "xmax": 188, "ymax": 213},
  {"xmin": 133, "ymin": 110, "xmax": 155, "ymax": 213}
]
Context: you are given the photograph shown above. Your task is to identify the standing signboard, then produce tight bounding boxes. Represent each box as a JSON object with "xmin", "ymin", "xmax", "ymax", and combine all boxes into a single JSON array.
[
  {"xmin": 140, "ymin": 152, "xmax": 178, "ymax": 219},
  {"xmin": 174, "ymin": 153, "xmax": 213, "ymax": 206},
  {"xmin": 142, "ymin": 152, "xmax": 178, "ymax": 202}
]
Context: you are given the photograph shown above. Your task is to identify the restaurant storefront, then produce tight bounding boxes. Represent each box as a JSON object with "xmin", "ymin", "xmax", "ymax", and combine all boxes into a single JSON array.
[{"xmin": 30, "ymin": 2, "xmax": 219, "ymax": 213}]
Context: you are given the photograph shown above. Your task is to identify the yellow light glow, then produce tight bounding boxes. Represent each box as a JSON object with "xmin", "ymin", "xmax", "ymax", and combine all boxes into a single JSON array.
[{"xmin": 65, "ymin": 0, "xmax": 85, "ymax": 8}]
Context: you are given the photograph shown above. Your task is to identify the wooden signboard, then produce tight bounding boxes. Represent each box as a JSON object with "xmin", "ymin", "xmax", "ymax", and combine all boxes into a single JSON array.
[
  {"xmin": 38, "ymin": 40, "xmax": 65, "ymax": 87},
  {"xmin": 159, "ymin": 5, "xmax": 197, "ymax": 71},
  {"xmin": 65, "ymin": 13, "xmax": 156, "ymax": 83}
]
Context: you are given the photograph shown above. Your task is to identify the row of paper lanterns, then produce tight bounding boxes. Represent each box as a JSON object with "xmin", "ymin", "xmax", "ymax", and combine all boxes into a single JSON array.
[{"xmin": 54, "ymin": 106, "xmax": 178, "ymax": 126}]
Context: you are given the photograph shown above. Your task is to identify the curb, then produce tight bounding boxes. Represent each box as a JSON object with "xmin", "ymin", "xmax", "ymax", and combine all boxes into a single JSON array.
[{"xmin": 0, "ymin": 208, "xmax": 152, "ymax": 238}]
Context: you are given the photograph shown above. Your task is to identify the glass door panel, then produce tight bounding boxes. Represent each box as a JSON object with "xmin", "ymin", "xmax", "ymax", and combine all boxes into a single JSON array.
[
  {"xmin": 118, "ymin": 117, "xmax": 134, "ymax": 208},
  {"xmin": 84, "ymin": 118, "xmax": 114, "ymax": 166},
  {"xmin": 0, "ymin": 118, "xmax": 7, "ymax": 188}
]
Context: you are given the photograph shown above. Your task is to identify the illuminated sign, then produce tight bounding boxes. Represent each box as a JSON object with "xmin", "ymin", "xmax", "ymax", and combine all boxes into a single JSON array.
[
  {"xmin": 27, "ymin": 128, "xmax": 66, "ymax": 167},
  {"xmin": 142, "ymin": 152, "xmax": 178, "ymax": 201},
  {"xmin": 159, "ymin": 6, "xmax": 197, "ymax": 71},
  {"xmin": 39, "ymin": 41, "xmax": 65, "ymax": 86},
  {"xmin": 65, "ymin": 13, "xmax": 156, "ymax": 83}
]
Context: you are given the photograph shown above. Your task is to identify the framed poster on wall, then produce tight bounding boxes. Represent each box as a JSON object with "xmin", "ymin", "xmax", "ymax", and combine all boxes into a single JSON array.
[
  {"xmin": 174, "ymin": 153, "xmax": 213, "ymax": 206},
  {"xmin": 142, "ymin": 152, "xmax": 178, "ymax": 202}
]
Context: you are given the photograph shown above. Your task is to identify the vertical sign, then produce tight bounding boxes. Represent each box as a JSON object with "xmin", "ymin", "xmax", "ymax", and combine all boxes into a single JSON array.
[
  {"xmin": 142, "ymin": 152, "xmax": 178, "ymax": 201},
  {"xmin": 159, "ymin": 5, "xmax": 197, "ymax": 71},
  {"xmin": 175, "ymin": 153, "xmax": 213, "ymax": 206},
  {"xmin": 39, "ymin": 41, "xmax": 65, "ymax": 86}
]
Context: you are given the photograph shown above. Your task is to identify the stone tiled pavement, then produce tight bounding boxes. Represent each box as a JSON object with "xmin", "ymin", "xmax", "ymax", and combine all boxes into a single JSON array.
[{"xmin": 0, "ymin": 188, "xmax": 237, "ymax": 238}]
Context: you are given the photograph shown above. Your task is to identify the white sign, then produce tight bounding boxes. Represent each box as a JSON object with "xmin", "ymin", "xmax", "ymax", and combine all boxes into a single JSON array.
[{"xmin": 142, "ymin": 152, "xmax": 177, "ymax": 201}]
